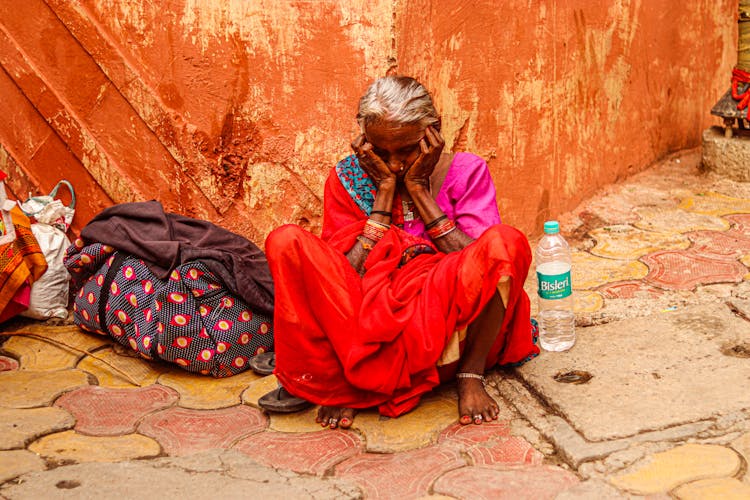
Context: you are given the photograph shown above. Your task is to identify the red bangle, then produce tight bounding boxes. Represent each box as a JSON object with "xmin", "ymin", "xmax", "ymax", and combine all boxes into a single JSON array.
[
  {"xmin": 425, "ymin": 215, "xmax": 447, "ymax": 230},
  {"xmin": 363, "ymin": 225, "xmax": 383, "ymax": 241},
  {"xmin": 432, "ymin": 224, "xmax": 457, "ymax": 239},
  {"xmin": 427, "ymin": 219, "xmax": 456, "ymax": 239},
  {"xmin": 363, "ymin": 219, "xmax": 388, "ymax": 241}
]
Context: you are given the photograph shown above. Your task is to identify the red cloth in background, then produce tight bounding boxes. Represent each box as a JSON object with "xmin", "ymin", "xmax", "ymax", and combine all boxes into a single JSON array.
[
  {"xmin": 0, "ymin": 281, "xmax": 31, "ymax": 323},
  {"xmin": 267, "ymin": 221, "xmax": 536, "ymax": 417}
]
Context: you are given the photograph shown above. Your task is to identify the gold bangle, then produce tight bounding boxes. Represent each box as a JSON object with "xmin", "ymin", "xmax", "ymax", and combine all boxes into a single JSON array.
[{"xmin": 367, "ymin": 218, "xmax": 390, "ymax": 230}]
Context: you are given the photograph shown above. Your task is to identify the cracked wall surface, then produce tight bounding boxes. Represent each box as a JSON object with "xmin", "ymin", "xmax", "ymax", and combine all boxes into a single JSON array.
[{"xmin": 0, "ymin": 0, "xmax": 736, "ymax": 240}]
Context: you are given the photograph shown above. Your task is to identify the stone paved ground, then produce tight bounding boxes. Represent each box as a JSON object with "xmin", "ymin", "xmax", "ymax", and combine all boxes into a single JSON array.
[{"xmin": 1, "ymin": 149, "xmax": 750, "ymax": 499}]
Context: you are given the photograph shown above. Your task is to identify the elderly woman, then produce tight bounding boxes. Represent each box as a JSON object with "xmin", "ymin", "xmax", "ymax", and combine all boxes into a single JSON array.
[{"xmin": 258, "ymin": 75, "xmax": 538, "ymax": 428}]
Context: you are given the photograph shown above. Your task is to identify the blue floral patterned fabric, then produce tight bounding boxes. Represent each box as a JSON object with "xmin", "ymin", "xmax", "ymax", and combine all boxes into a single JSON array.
[{"xmin": 335, "ymin": 155, "xmax": 376, "ymax": 215}]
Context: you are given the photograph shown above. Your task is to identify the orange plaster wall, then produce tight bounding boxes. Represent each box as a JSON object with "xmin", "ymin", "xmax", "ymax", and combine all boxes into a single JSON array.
[
  {"xmin": 395, "ymin": 0, "xmax": 736, "ymax": 233},
  {"xmin": 0, "ymin": 0, "xmax": 736, "ymax": 241},
  {"xmin": 72, "ymin": 0, "xmax": 397, "ymax": 241}
]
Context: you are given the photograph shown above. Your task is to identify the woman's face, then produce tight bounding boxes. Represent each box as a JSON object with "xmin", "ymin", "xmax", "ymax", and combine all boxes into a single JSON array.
[{"xmin": 364, "ymin": 120, "xmax": 425, "ymax": 174}]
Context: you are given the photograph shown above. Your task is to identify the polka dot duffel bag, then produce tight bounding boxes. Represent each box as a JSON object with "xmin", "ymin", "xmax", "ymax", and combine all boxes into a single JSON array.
[{"xmin": 64, "ymin": 239, "xmax": 273, "ymax": 377}]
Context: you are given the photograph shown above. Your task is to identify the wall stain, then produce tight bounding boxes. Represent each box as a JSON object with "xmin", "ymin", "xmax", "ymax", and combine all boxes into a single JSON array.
[{"xmin": 188, "ymin": 112, "xmax": 263, "ymax": 212}]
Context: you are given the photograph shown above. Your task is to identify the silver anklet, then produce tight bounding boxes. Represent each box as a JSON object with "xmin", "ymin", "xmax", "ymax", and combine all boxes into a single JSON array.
[{"xmin": 456, "ymin": 372, "xmax": 486, "ymax": 383}]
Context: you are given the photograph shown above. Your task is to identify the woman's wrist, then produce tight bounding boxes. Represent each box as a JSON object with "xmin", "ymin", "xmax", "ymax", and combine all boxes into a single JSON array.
[
  {"xmin": 404, "ymin": 180, "xmax": 430, "ymax": 194},
  {"xmin": 371, "ymin": 179, "xmax": 396, "ymax": 222},
  {"xmin": 377, "ymin": 177, "xmax": 397, "ymax": 193},
  {"xmin": 356, "ymin": 235, "xmax": 376, "ymax": 251}
]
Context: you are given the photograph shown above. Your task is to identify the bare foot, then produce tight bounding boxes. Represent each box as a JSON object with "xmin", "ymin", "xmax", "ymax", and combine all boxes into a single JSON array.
[
  {"xmin": 456, "ymin": 377, "xmax": 499, "ymax": 425},
  {"xmin": 316, "ymin": 406, "xmax": 357, "ymax": 429}
]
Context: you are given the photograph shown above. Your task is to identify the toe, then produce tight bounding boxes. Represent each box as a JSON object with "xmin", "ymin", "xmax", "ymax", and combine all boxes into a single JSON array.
[
  {"xmin": 340, "ymin": 408, "xmax": 357, "ymax": 428},
  {"xmin": 459, "ymin": 415, "xmax": 472, "ymax": 425},
  {"xmin": 316, "ymin": 407, "xmax": 333, "ymax": 424}
]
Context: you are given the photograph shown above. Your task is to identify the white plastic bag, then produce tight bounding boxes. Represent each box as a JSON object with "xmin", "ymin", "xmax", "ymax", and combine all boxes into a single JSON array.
[
  {"xmin": 22, "ymin": 223, "xmax": 70, "ymax": 319},
  {"xmin": 0, "ymin": 171, "xmax": 16, "ymax": 246},
  {"xmin": 19, "ymin": 181, "xmax": 75, "ymax": 320},
  {"xmin": 20, "ymin": 180, "xmax": 75, "ymax": 231}
]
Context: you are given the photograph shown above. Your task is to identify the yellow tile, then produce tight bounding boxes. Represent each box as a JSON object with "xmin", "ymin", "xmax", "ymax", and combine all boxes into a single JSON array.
[
  {"xmin": 679, "ymin": 192, "xmax": 750, "ymax": 216},
  {"xmin": 575, "ymin": 291, "xmax": 604, "ymax": 313},
  {"xmin": 633, "ymin": 208, "xmax": 729, "ymax": 234},
  {"xmin": 0, "ymin": 450, "xmax": 45, "ymax": 483},
  {"xmin": 3, "ymin": 323, "xmax": 104, "ymax": 338},
  {"xmin": 2, "ymin": 336, "xmax": 80, "ymax": 371},
  {"xmin": 0, "ymin": 407, "xmax": 75, "ymax": 449},
  {"xmin": 77, "ymin": 348, "xmax": 167, "ymax": 388},
  {"xmin": 589, "ymin": 225, "xmax": 690, "ymax": 260},
  {"xmin": 159, "ymin": 368, "xmax": 261, "ymax": 409},
  {"xmin": 673, "ymin": 478, "xmax": 750, "ymax": 500},
  {"xmin": 731, "ymin": 432, "xmax": 750, "ymax": 482},
  {"xmin": 611, "ymin": 443, "xmax": 742, "ymax": 494},
  {"xmin": 269, "ymin": 406, "xmax": 324, "ymax": 433},
  {"xmin": 241, "ymin": 376, "xmax": 321, "ymax": 432},
  {"xmin": 354, "ymin": 392, "xmax": 457, "ymax": 453},
  {"xmin": 0, "ymin": 370, "xmax": 89, "ymax": 408},
  {"xmin": 29, "ymin": 430, "xmax": 160, "ymax": 463},
  {"xmin": 2, "ymin": 327, "xmax": 110, "ymax": 371},
  {"xmin": 241, "ymin": 374, "xmax": 279, "ymax": 410},
  {"xmin": 572, "ymin": 252, "xmax": 649, "ymax": 290}
]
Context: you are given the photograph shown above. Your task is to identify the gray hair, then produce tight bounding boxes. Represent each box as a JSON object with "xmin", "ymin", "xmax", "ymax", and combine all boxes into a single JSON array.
[{"xmin": 356, "ymin": 76, "xmax": 440, "ymax": 130}]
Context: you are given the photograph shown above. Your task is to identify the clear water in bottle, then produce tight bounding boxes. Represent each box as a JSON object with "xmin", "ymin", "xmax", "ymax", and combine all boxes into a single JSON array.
[{"xmin": 535, "ymin": 222, "xmax": 575, "ymax": 351}]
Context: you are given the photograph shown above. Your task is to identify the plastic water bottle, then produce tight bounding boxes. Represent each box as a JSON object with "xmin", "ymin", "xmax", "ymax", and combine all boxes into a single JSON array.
[{"xmin": 535, "ymin": 220, "xmax": 575, "ymax": 351}]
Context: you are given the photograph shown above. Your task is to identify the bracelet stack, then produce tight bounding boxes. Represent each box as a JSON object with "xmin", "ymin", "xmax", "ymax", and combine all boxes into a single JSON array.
[
  {"xmin": 362, "ymin": 218, "xmax": 390, "ymax": 242},
  {"xmin": 425, "ymin": 215, "xmax": 447, "ymax": 230},
  {"xmin": 426, "ymin": 215, "xmax": 457, "ymax": 240}
]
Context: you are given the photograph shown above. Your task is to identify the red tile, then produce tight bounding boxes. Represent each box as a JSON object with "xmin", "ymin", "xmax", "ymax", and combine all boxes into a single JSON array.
[
  {"xmin": 438, "ymin": 421, "xmax": 512, "ymax": 446},
  {"xmin": 467, "ymin": 436, "xmax": 543, "ymax": 465},
  {"xmin": 726, "ymin": 214, "xmax": 750, "ymax": 238},
  {"xmin": 335, "ymin": 446, "xmax": 466, "ymax": 499},
  {"xmin": 55, "ymin": 384, "xmax": 179, "ymax": 436},
  {"xmin": 687, "ymin": 230, "xmax": 750, "ymax": 260},
  {"xmin": 439, "ymin": 421, "xmax": 542, "ymax": 465},
  {"xmin": 138, "ymin": 405, "xmax": 267, "ymax": 456},
  {"xmin": 596, "ymin": 280, "xmax": 664, "ymax": 299},
  {"xmin": 433, "ymin": 465, "xmax": 579, "ymax": 500},
  {"xmin": 641, "ymin": 250, "xmax": 747, "ymax": 291},
  {"xmin": 233, "ymin": 430, "xmax": 362, "ymax": 475},
  {"xmin": 0, "ymin": 355, "xmax": 19, "ymax": 371}
]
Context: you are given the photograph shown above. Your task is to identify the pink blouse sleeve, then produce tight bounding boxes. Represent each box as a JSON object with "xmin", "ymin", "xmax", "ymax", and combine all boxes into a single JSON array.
[{"xmin": 436, "ymin": 153, "xmax": 501, "ymax": 240}]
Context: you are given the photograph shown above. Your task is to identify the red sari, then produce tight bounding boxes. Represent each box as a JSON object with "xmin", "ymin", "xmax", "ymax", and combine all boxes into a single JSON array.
[{"xmin": 266, "ymin": 164, "xmax": 538, "ymax": 417}]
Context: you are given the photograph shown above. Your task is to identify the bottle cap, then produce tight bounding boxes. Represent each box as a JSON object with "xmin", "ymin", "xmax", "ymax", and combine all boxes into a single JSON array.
[{"xmin": 543, "ymin": 221, "xmax": 560, "ymax": 234}]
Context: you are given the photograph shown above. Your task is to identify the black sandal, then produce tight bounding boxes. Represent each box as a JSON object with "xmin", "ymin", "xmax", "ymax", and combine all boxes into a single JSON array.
[
  {"xmin": 248, "ymin": 351, "xmax": 275, "ymax": 376},
  {"xmin": 258, "ymin": 385, "xmax": 312, "ymax": 413}
]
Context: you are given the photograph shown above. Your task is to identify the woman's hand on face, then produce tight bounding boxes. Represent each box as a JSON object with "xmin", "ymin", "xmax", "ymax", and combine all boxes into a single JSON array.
[
  {"xmin": 404, "ymin": 125, "xmax": 444, "ymax": 191},
  {"xmin": 351, "ymin": 134, "xmax": 396, "ymax": 188}
]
